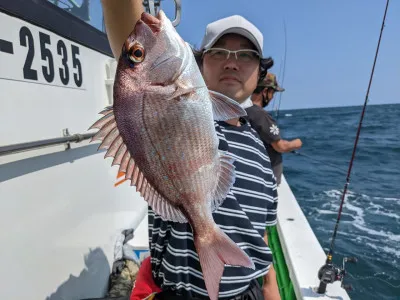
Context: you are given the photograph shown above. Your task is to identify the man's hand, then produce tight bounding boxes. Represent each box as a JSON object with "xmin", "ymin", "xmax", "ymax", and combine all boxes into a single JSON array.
[
  {"xmin": 293, "ymin": 138, "xmax": 302, "ymax": 149},
  {"xmin": 101, "ymin": 0, "xmax": 144, "ymax": 59},
  {"xmin": 271, "ymin": 138, "xmax": 302, "ymax": 153},
  {"xmin": 263, "ymin": 285, "xmax": 281, "ymax": 300},
  {"xmin": 262, "ymin": 266, "xmax": 281, "ymax": 300},
  {"xmin": 263, "ymin": 232, "xmax": 281, "ymax": 299}
]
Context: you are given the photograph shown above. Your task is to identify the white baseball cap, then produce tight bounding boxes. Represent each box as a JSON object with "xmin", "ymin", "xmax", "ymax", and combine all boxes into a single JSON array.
[{"xmin": 200, "ymin": 15, "xmax": 264, "ymax": 56}]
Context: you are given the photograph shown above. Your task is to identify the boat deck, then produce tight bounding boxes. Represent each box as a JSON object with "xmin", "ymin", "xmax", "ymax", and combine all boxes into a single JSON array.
[{"xmin": 277, "ymin": 175, "xmax": 351, "ymax": 300}]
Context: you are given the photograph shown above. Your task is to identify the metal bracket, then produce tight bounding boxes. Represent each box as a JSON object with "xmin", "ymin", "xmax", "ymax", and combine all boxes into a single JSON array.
[
  {"xmin": 142, "ymin": 0, "xmax": 181, "ymax": 27},
  {"xmin": 143, "ymin": 0, "xmax": 160, "ymax": 16},
  {"xmin": 172, "ymin": 0, "xmax": 181, "ymax": 27},
  {"xmin": 63, "ymin": 128, "xmax": 71, "ymax": 150}
]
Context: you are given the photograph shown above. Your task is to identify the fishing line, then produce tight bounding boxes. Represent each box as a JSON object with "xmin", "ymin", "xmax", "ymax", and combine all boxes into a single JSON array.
[
  {"xmin": 291, "ymin": 150, "xmax": 378, "ymax": 185},
  {"xmin": 291, "ymin": 151, "xmax": 349, "ymax": 173},
  {"xmin": 347, "ymin": 272, "xmax": 400, "ymax": 289},
  {"xmin": 317, "ymin": 0, "xmax": 390, "ymax": 293}
]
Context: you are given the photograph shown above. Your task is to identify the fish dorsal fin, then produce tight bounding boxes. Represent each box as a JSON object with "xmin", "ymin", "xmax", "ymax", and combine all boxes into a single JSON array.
[
  {"xmin": 89, "ymin": 107, "xmax": 187, "ymax": 223},
  {"xmin": 209, "ymin": 90, "xmax": 247, "ymax": 121},
  {"xmin": 210, "ymin": 151, "xmax": 236, "ymax": 212}
]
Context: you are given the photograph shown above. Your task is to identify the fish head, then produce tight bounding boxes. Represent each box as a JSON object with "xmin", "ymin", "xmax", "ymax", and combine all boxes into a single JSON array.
[{"xmin": 117, "ymin": 10, "xmax": 192, "ymax": 90}]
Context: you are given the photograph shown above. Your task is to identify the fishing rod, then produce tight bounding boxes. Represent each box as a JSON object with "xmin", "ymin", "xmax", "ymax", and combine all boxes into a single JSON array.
[
  {"xmin": 273, "ymin": 31, "xmax": 284, "ymax": 115},
  {"xmin": 275, "ymin": 18, "xmax": 287, "ymax": 123},
  {"xmin": 316, "ymin": 0, "xmax": 390, "ymax": 294}
]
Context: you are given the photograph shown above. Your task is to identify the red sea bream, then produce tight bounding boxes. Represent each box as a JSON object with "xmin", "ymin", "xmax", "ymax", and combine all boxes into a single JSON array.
[{"xmin": 90, "ymin": 11, "xmax": 254, "ymax": 300}]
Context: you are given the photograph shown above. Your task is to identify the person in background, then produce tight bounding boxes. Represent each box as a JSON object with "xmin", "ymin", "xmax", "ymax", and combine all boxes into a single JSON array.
[{"xmin": 247, "ymin": 73, "xmax": 302, "ymax": 185}]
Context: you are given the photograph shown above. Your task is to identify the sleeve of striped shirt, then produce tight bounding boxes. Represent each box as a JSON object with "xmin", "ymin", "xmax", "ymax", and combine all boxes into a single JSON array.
[
  {"xmin": 214, "ymin": 122, "xmax": 229, "ymax": 151},
  {"xmin": 265, "ymin": 190, "xmax": 278, "ymax": 227}
]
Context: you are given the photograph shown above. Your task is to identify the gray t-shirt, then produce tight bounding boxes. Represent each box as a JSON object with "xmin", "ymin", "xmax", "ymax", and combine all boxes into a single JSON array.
[{"xmin": 245, "ymin": 105, "xmax": 282, "ymax": 167}]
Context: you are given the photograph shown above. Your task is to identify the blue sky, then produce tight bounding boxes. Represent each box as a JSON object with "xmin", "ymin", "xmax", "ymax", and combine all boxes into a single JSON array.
[{"xmin": 86, "ymin": 0, "xmax": 399, "ymax": 110}]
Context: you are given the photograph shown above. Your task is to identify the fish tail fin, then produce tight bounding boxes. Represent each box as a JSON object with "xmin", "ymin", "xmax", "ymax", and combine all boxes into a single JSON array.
[{"xmin": 194, "ymin": 226, "xmax": 255, "ymax": 300}]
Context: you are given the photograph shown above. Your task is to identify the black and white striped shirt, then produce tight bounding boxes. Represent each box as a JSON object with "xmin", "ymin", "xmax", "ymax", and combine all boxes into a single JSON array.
[{"xmin": 148, "ymin": 120, "xmax": 278, "ymax": 299}]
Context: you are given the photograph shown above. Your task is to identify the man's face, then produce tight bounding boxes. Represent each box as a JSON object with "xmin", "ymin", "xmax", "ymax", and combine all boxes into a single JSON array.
[
  {"xmin": 267, "ymin": 88, "xmax": 275, "ymax": 101},
  {"xmin": 201, "ymin": 34, "xmax": 260, "ymax": 103},
  {"xmin": 250, "ymin": 90, "xmax": 263, "ymax": 107}
]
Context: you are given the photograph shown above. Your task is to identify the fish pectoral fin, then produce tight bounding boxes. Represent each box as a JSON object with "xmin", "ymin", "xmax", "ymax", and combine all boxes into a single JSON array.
[
  {"xmin": 195, "ymin": 226, "xmax": 255, "ymax": 300},
  {"xmin": 209, "ymin": 90, "xmax": 247, "ymax": 121},
  {"xmin": 209, "ymin": 151, "xmax": 236, "ymax": 212},
  {"xmin": 167, "ymin": 81, "xmax": 198, "ymax": 100}
]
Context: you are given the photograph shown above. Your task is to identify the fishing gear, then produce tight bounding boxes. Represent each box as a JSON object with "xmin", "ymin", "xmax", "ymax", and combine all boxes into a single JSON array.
[
  {"xmin": 347, "ymin": 273, "xmax": 400, "ymax": 289},
  {"xmin": 291, "ymin": 150, "xmax": 378, "ymax": 185},
  {"xmin": 318, "ymin": 257, "xmax": 358, "ymax": 291},
  {"xmin": 316, "ymin": 0, "xmax": 390, "ymax": 294},
  {"xmin": 292, "ymin": 150, "xmax": 348, "ymax": 174},
  {"xmin": 275, "ymin": 18, "xmax": 287, "ymax": 122},
  {"xmin": 142, "ymin": 0, "xmax": 181, "ymax": 27}
]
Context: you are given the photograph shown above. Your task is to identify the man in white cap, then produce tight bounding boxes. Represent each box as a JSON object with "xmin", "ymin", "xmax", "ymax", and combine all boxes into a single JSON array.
[{"xmin": 102, "ymin": 2, "xmax": 280, "ymax": 299}]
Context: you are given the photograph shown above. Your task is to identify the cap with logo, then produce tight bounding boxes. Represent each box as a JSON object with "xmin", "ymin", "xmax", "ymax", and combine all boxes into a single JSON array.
[{"xmin": 200, "ymin": 15, "xmax": 264, "ymax": 56}]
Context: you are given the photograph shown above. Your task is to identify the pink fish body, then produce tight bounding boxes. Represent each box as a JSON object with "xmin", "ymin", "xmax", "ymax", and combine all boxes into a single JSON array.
[{"xmin": 90, "ymin": 11, "xmax": 254, "ymax": 299}]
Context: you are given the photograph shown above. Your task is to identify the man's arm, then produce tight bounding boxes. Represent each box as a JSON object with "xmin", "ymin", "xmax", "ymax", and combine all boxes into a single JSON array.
[
  {"xmin": 271, "ymin": 138, "xmax": 302, "ymax": 153},
  {"xmin": 246, "ymin": 108, "xmax": 300, "ymax": 154},
  {"xmin": 262, "ymin": 231, "xmax": 281, "ymax": 300},
  {"xmin": 101, "ymin": 0, "xmax": 144, "ymax": 59}
]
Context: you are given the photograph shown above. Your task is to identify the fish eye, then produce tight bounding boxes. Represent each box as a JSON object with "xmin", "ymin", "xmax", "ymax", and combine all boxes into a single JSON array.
[{"xmin": 125, "ymin": 41, "xmax": 145, "ymax": 63}]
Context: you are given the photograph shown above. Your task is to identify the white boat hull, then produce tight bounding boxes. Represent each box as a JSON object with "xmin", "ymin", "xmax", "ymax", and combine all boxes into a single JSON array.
[{"xmin": 0, "ymin": 8, "xmax": 148, "ymax": 300}]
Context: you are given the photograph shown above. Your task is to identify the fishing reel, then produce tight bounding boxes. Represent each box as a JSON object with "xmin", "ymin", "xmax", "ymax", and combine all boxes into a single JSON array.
[{"xmin": 317, "ymin": 256, "xmax": 358, "ymax": 294}]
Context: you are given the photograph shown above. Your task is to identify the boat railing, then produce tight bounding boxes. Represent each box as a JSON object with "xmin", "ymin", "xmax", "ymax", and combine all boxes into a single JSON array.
[{"xmin": 0, "ymin": 129, "xmax": 96, "ymax": 157}]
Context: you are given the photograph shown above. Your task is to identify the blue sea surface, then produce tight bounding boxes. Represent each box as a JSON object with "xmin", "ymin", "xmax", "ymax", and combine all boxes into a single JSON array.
[{"xmin": 278, "ymin": 103, "xmax": 400, "ymax": 300}]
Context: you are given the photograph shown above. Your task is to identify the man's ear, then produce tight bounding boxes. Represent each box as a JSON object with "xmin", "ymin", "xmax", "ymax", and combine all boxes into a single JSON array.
[{"xmin": 262, "ymin": 88, "xmax": 268, "ymax": 99}]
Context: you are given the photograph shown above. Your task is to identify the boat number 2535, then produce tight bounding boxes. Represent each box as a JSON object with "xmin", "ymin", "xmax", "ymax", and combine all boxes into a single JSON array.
[{"xmin": 19, "ymin": 26, "xmax": 83, "ymax": 87}]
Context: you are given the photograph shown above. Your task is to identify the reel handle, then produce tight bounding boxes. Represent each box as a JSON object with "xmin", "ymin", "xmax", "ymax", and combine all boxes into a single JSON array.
[
  {"xmin": 342, "ymin": 284, "xmax": 353, "ymax": 291},
  {"xmin": 345, "ymin": 257, "xmax": 358, "ymax": 263}
]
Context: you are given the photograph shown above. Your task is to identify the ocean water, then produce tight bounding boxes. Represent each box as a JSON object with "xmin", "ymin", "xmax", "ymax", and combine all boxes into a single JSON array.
[{"xmin": 278, "ymin": 103, "xmax": 400, "ymax": 300}]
